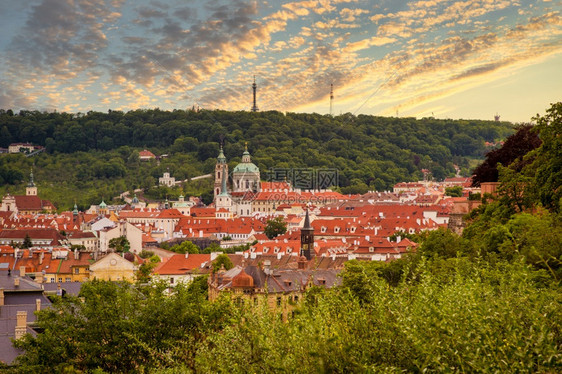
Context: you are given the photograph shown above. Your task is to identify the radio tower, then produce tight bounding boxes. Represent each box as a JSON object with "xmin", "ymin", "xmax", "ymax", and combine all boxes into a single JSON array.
[
  {"xmin": 329, "ymin": 83, "xmax": 334, "ymax": 115},
  {"xmin": 251, "ymin": 75, "xmax": 259, "ymax": 112}
]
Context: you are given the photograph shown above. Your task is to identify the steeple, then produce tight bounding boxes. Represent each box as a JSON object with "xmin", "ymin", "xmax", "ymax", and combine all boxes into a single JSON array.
[
  {"xmin": 28, "ymin": 169, "xmax": 35, "ymax": 187},
  {"xmin": 26, "ymin": 168, "xmax": 38, "ymax": 196},
  {"xmin": 217, "ymin": 145, "xmax": 226, "ymax": 164},
  {"xmin": 241, "ymin": 142, "xmax": 251, "ymax": 163},
  {"xmin": 218, "ymin": 167, "xmax": 229, "ymax": 197},
  {"xmin": 73, "ymin": 202, "xmax": 79, "ymax": 216},
  {"xmin": 214, "ymin": 142, "xmax": 229, "ymax": 200},
  {"xmin": 251, "ymin": 75, "xmax": 259, "ymax": 112},
  {"xmin": 300, "ymin": 209, "xmax": 314, "ymax": 260}
]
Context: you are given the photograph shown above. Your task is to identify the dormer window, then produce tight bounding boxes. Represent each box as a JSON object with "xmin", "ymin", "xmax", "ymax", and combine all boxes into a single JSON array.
[
  {"xmin": 321, "ymin": 226, "xmax": 327, "ymax": 233},
  {"xmin": 334, "ymin": 226, "xmax": 340, "ymax": 233},
  {"xmin": 369, "ymin": 247, "xmax": 374, "ymax": 252},
  {"xmin": 350, "ymin": 227, "xmax": 356, "ymax": 233}
]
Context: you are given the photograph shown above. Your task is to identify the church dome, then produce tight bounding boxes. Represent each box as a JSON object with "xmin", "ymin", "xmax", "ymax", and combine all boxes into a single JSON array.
[
  {"xmin": 232, "ymin": 268, "xmax": 254, "ymax": 288},
  {"xmin": 233, "ymin": 162, "xmax": 260, "ymax": 174}
]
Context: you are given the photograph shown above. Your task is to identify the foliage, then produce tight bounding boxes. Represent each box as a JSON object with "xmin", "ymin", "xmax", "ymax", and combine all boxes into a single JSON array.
[
  {"xmin": 211, "ymin": 254, "xmax": 234, "ymax": 272},
  {"xmin": 444, "ymin": 185, "xmax": 462, "ymax": 197},
  {"xmin": 108, "ymin": 236, "xmax": 130, "ymax": 253},
  {"xmin": 138, "ymin": 250, "xmax": 154, "ymax": 259},
  {"xmin": 195, "ymin": 259, "xmax": 562, "ymax": 373},
  {"xmin": 136, "ymin": 255, "xmax": 161, "ymax": 283},
  {"xmin": 525, "ymin": 102, "xmax": 562, "ymax": 212},
  {"xmin": 264, "ymin": 216, "xmax": 287, "ymax": 239},
  {"xmin": 13, "ymin": 280, "xmax": 234, "ymax": 373},
  {"xmin": 169, "ymin": 240, "xmax": 200, "ymax": 254},
  {"xmin": 471, "ymin": 124, "xmax": 541, "ymax": 187},
  {"xmin": 21, "ymin": 234, "xmax": 32, "ymax": 249}
]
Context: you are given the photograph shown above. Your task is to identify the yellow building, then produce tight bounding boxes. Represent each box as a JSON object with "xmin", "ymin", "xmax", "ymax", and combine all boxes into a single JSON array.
[{"xmin": 89, "ymin": 253, "xmax": 137, "ymax": 282}]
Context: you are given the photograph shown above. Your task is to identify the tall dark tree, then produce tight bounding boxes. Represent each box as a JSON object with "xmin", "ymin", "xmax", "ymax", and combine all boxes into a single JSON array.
[{"xmin": 471, "ymin": 124, "xmax": 541, "ymax": 187}]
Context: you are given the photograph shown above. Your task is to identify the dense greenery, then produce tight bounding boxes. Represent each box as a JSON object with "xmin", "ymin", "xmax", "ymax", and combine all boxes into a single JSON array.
[
  {"xmin": 264, "ymin": 216, "xmax": 288, "ymax": 239},
  {"xmin": 0, "ymin": 109, "xmax": 512, "ymax": 210}
]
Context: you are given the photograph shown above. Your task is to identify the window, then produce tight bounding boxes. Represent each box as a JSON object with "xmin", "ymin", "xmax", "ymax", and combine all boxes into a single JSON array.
[
  {"xmin": 74, "ymin": 268, "xmax": 80, "ymax": 274},
  {"xmin": 277, "ymin": 297, "xmax": 282, "ymax": 306},
  {"xmin": 170, "ymin": 277, "xmax": 174, "ymax": 284},
  {"xmin": 65, "ymin": 277, "xmax": 71, "ymax": 282},
  {"xmin": 50, "ymin": 277, "xmax": 55, "ymax": 283}
]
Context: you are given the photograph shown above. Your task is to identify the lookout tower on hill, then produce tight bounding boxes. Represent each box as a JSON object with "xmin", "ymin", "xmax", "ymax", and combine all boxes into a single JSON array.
[{"xmin": 251, "ymin": 76, "xmax": 259, "ymax": 112}]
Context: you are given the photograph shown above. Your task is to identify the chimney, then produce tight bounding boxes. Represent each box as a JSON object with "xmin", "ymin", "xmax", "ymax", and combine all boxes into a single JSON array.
[
  {"xmin": 15, "ymin": 311, "xmax": 27, "ymax": 339},
  {"xmin": 263, "ymin": 260, "xmax": 271, "ymax": 275},
  {"xmin": 20, "ymin": 266, "xmax": 26, "ymax": 277},
  {"xmin": 36, "ymin": 298, "xmax": 41, "ymax": 312},
  {"xmin": 74, "ymin": 248, "xmax": 79, "ymax": 260},
  {"xmin": 14, "ymin": 277, "xmax": 20, "ymax": 287},
  {"xmin": 0, "ymin": 289, "xmax": 4, "ymax": 306},
  {"xmin": 39, "ymin": 251, "xmax": 44, "ymax": 265},
  {"xmin": 184, "ymin": 252, "xmax": 189, "ymax": 259}
]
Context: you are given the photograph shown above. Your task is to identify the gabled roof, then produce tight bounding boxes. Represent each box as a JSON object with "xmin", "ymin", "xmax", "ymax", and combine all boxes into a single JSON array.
[{"xmin": 153, "ymin": 254, "xmax": 211, "ymax": 275}]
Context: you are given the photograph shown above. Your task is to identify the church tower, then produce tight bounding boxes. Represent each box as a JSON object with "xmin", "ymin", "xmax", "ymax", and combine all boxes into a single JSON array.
[
  {"xmin": 215, "ymin": 166, "xmax": 232, "ymax": 211},
  {"xmin": 300, "ymin": 209, "xmax": 314, "ymax": 260},
  {"xmin": 251, "ymin": 76, "xmax": 259, "ymax": 112},
  {"xmin": 26, "ymin": 169, "xmax": 37, "ymax": 196},
  {"xmin": 214, "ymin": 145, "xmax": 229, "ymax": 201}
]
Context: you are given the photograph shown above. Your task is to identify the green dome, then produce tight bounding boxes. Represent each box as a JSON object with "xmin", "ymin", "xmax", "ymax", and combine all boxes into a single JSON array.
[
  {"xmin": 99, "ymin": 200, "xmax": 107, "ymax": 208},
  {"xmin": 233, "ymin": 162, "xmax": 260, "ymax": 174}
]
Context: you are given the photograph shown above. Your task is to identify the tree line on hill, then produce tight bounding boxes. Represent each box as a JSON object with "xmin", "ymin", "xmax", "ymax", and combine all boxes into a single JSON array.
[
  {"xmin": 0, "ymin": 108, "xmax": 513, "ymax": 210},
  {"xmin": 4, "ymin": 103, "xmax": 561, "ymax": 373}
]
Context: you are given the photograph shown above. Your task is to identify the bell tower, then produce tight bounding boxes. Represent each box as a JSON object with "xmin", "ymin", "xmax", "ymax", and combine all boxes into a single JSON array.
[
  {"xmin": 300, "ymin": 209, "xmax": 314, "ymax": 260},
  {"xmin": 214, "ymin": 145, "xmax": 228, "ymax": 201},
  {"xmin": 26, "ymin": 169, "xmax": 37, "ymax": 196}
]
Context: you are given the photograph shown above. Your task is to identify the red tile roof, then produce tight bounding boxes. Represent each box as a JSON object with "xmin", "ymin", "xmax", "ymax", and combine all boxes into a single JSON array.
[{"xmin": 153, "ymin": 254, "xmax": 211, "ymax": 275}]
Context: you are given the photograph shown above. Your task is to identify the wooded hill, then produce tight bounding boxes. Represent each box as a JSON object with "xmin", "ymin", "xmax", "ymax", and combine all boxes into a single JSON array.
[{"xmin": 0, "ymin": 109, "xmax": 513, "ymax": 210}]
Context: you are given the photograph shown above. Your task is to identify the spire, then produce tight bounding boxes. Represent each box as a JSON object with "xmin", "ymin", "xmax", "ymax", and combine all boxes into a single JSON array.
[
  {"xmin": 241, "ymin": 142, "xmax": 251, "ymax": 163},
  {"xmin": 218, "ymin": 166, "xmax": 230, "ymax": 197},
  {"xmin": 28, "ymin": 168, "xmax": 35, "ymax": 188},
  {"xmin": 217, "ymin": 145, "xmax": 226, "ymax": 164},
  {"xmin": 73, "ymin": 202, "xmax": 78, "ymax": 216},
  {"xmin": 303, "ymin": 208, "xmax": 311, "ymax": 229},
  {"xmin": 300, "ymin": 208, "xmax": 314, "ymax": 261},
  {"xmin": 251, "ymin": 75, "xmax": 259, "ymax": 112}
]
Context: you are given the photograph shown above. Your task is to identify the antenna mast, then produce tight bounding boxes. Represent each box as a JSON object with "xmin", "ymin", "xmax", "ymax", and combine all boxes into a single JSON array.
[{"xmin": 251, "ymin": 75, "xmax": 259, "ymax": 112}]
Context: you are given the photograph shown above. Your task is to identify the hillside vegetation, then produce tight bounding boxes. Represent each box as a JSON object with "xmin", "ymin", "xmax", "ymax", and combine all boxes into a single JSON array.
[{"xmin": 0, "ymin": 109, "xmax": 513, "ymax": 210}]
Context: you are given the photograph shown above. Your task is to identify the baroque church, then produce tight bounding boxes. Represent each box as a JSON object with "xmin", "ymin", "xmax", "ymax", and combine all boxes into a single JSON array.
[
  {"xmin": 0, "ymin": 170, "xmax": 56, "ymax": 214},
  {"xmin": 214, "ymin": 143, "xmax": 261, "ymax": 217}
]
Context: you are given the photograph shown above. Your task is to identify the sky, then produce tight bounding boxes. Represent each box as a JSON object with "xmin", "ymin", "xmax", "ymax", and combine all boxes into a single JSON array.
[{"xmin": 0, "ymin": 0, "xmax": 560, "ymax": 122}]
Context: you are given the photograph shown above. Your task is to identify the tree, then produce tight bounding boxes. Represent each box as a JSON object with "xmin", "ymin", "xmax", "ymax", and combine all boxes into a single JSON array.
[
  {"xmin": 471, "ymin": 124, "xmax": 541, "ymax": 187},
  {"xmin": 170, "ymin": 240, "xmax": 200, "ymax": 254},
  {"xmin": 136, "ymin": 255, "xmax": 161, "ymax": 283},
  {"xmin": 13, "ymin": 280, "xmax": 233, "ymax": 372},
  {"xmin": 21, "ymin": 234, "xmax": 32, "ymax": 249},
  {"xmin": 108, "ymin": 236, "xmax": 130, "ymax": 253},
  {"xmin": 212, "ymin": 254, "xmax": 233, "ymax": 272},
  {"xmin": 444, "ymin": 186, "xmax": 463, "ymax": 197},
  {"xmin": 264, "ymin": 216, "xmax": 287, "ymax": 239},
  {"xmin": 525, "ymin": 102, "xmax": 562, "ymax": 211}
]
